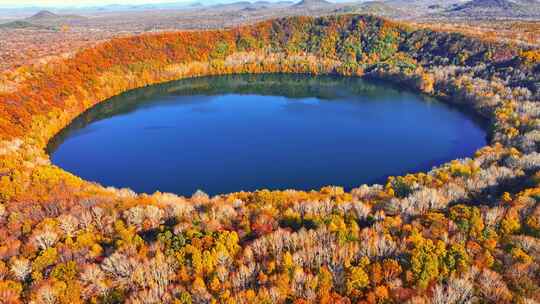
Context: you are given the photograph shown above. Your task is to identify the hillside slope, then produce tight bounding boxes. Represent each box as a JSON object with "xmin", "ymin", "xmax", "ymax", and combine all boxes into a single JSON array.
[{"xmin": 445, "ymin": 0, "xmax": 540, "ymax": 17}]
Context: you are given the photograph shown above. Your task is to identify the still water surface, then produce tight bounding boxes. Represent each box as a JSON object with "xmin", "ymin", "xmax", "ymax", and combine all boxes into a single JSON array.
[{"xmin": 48, "ymin": 74, "xmax": 487, "ymax": 196}]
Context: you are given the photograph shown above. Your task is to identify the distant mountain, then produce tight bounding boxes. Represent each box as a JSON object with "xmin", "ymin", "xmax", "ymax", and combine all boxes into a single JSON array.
[
  {"xmin": 445, "ymin": 0, "xmax": 540, "ymax": 17},
  {"xmin": 336, "ymin": 1, "xmax": 404, "ymax": 17},
  {"xmin": 294, "ymin": 0, "xmax": 332, "ymax": 8},
  {"xmin": 207, "ymin": 1, "xmax": 293, "ymax": 12},
  {"xmin": 75, "ymin": 2, "xmax": 204, "ymax": 12},
  {"xmin": 453, "ymin": 0, "xmax": 520, "ymax": 9},
  {"xmin": 384, "ymin": 0, "xmax": 466, "ymax": 9},
  {"xmin": 80, "ymin": 0, "xmax": 290, "ymax": 12},
  {"xmin": 26, "ymin": 10, "xmax": 87, "ymax": 24},
  {"xmin": 210, "ymin": 1, "xmax": 258, "ymax": 10},
  {"xmin": 28, "ymin": 10, "xmax": 58, "ymax": 20}
]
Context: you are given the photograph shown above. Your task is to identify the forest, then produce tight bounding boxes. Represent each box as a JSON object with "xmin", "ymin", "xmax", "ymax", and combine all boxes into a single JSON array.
[{"xmin": 0, "ymin": 14, "xmax": 539, "ymax": 303}]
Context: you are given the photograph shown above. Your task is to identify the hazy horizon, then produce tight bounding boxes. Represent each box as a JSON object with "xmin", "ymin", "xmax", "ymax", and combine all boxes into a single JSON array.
[{"xmin": 0, "ymin": 0, "xmax": 349, "ymax": 9}]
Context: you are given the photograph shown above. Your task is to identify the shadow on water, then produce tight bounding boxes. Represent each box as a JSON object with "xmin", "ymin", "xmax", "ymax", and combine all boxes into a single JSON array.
[{"xmin": 47, "ymin": 74, "xmax": 489, "ymax": 154}]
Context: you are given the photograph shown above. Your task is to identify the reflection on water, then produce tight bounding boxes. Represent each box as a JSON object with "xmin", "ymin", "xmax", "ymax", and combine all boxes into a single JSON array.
[{"xmin": 48, "ymin": 74, "xmax": 488, "ymax": 196}]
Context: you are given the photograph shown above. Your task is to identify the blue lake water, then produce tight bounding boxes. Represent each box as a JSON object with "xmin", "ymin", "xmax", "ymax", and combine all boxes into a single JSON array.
[{"xmin": 47, "ymin": 74, "xmax": 488, "ymax": 196}]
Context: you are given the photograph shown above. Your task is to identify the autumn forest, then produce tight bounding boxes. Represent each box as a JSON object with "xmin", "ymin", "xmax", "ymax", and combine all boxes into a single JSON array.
[{"xmin": 0, "ymin": 14, "xmax": 539, "ymax": 304}]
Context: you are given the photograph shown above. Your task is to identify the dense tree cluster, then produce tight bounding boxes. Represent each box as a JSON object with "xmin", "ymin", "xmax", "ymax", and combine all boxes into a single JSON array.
[{"xmin": 0, "ymin": 14, "xmax": 539, "ymax": 303}]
